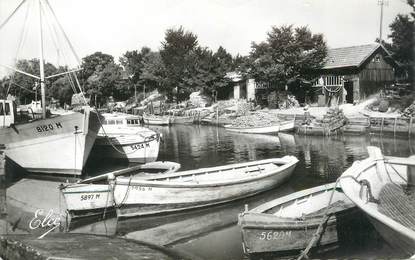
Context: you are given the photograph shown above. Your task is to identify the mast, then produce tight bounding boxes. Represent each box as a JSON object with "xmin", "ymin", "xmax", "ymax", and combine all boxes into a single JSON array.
[{"xmin": 38, "ymin": 0, "xmax": 46, "ymax": 119}]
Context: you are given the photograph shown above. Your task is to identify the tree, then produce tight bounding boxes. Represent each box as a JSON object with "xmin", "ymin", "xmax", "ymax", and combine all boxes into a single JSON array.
[
  {"xmin": 119, "ymin": 47, "xmax": 151, "ymax": 90},
  {"xmin": 80, "ymin": 52, "xmax": 114, "ymax": 85},
  {"xmin": 385, "ymin": 1, "xmax": 414, "ymax": 80},
  {"xmin": 248, "ymin": 25, "xmax": 327, "ymax": 91},
  {"xmin": 48, "ymin": 76, "xmax": 74, "ymax": 106},
  {"xmin": 139, "ymin": 51, "xmax": 166, "ymax": 94},
  {"xmin": 160, "ymin": 26, "xmax": 199, "ymax": 101},
  {"xmin": 5, "ymin": 59, "xmax": 63, "ymax": 104},
  {"xmin": 81, "ymin": 52, "xmax": 127, "ymax": 105}
]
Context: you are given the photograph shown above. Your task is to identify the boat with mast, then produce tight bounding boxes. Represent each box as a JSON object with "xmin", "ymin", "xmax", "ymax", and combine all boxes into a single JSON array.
[{"xmin": 0, "ymin": 0, "xmax": 101, "ymax": 175}]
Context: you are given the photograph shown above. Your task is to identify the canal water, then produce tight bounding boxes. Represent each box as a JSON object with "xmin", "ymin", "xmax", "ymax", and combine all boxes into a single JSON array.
[
  {"xmin": 149, "ymin": 125, "xmax": 414, "ymax": 259},
  {"xmin": 3, "ymin": 124, "xmax": 415, "ymax": 259}
]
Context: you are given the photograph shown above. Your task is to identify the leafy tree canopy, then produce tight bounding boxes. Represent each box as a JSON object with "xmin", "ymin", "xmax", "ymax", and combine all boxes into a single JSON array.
[{"xmin": 248, "ymin": 25, "xmax": 327, "ymax": 90}]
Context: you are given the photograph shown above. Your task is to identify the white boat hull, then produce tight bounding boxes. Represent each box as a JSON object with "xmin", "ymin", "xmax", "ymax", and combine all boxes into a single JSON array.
[
  {"xmin": 171, "ymin": 116, "xmax": 194, "ymax": 124},
  {"xmin": 1, "ymin": 110, "xmax": 101, "ymax": 175},
  {"xmin": 224, "ymin": 121, "xmax": 295, "ymax": 134},
  {"xmin": 92, "ymin": 134, "xmax": 160, "ymax": 163},
  {"xmin": 113, "ymin": 157, "xmax": 298, "ymax": 218},
  {"xmin": 339, "ymin": 147, "xmax": 415, "ymax": 257},
  {"xmin": 61, "ymin": 162, "xmax": 181, "ymax": 216},
  {"xmin": 143, "ymin": 116, "xmax": 170, "ymax": 125}
]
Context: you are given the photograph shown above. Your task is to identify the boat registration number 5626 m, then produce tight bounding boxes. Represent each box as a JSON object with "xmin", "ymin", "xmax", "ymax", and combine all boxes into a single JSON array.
[{"xmin": 259, "ymin": 231, "xmax": 292, "ymax": 240}]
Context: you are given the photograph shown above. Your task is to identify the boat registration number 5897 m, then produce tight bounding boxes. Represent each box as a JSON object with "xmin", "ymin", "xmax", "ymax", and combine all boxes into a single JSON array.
[
  {"xmin": 80, "ymin": 194, "xmax": 101, "ymax": 201},
  {"xmin": 259, "ymin": 231, "xmax": 292, "ymax": 240}
]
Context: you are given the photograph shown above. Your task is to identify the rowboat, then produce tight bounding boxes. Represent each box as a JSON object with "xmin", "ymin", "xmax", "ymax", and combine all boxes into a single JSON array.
[
  {"xmin": 170, "ymin": 116, "xmax": 194, "ymax": 124},
  {"xmin": 61, "ymin": 161, "xmax": 181, "ymax": 218},
  {"xmin": 143, "ymin": 115, "xmax": 171, "ymax": 125},
  {"xmin": 238, "ymin": 183, "xmax": 358, "ymax": 255},
  {"xmin": 113, "ymin": 156, "xmax": 299, "ymax": 218},
  {"xmin": 224, "ymin": 120, "xmax": 295, "ymax": 134},
  {"xmin": 339, "ymin": 146, "xmax": 415, "ymax": 257}
]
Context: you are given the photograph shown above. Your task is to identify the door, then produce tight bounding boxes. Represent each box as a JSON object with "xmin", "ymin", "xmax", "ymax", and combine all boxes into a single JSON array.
[
  {"xmin": 0, "ymin": 100, "xmax": 14, "ymax": 127},
  {"xmin": 344, "ymin": 81, "xmax": 354, "ymax": 104}
]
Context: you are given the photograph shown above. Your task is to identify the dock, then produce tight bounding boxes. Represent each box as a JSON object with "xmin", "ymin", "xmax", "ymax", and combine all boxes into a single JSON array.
[{"xmin": 0, "ymin": 233, "xmax": 193, "ymax": 260}]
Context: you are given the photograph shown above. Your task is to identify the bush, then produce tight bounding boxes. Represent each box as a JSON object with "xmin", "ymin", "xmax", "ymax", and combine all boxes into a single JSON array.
[{"xmin": 378, "ymin": 100, "xmax": 389, "ymax": 112}]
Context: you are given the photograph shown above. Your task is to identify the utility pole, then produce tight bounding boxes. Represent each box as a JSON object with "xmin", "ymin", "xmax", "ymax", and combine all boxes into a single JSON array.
[{"xmin": 378, "ymin": 0, "xmax": 389, "ymax": 43}]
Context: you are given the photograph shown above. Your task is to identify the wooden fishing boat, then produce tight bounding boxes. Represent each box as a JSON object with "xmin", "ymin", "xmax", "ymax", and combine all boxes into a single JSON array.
[
  {"xmin": 339, "ymin": 146, "xmax": 415, "ymax": 257},
  {"xmin": 113, "ymin": 156, "xmax": 298, "ymax": 218},
  {"xmin": 170, "ymin": 116, "xmax": 194, "ymax": 124},
  {"xmin": 91, "ymin": 113, "xmax": 161, "ymax": 163},
  {"xmin": 238, "ymin": 183, "xmax": 357, "ymax": 255},
  {"xmin": 143, "ymin": 115, "xmax": 171, "ymax": 125},
  {"xmin": 92, "ymin": 134, "xmax": 160, "ymax": 163},
  {"xmin": 224, "ymin": 120, "xmax": 295, "ymax": 134},
  {"xmin": 0, "ymin": 1, "xmax": 102, "ymax": 175},
  {"xmin": 61, "ymin": 161, "xmax": 181, "ymax": 218}
]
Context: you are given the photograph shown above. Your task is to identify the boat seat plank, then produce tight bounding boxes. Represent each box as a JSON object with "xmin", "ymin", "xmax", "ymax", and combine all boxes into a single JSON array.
[{"xmin": 378, "ymin": 183, "xmax": 415, "ymax": 231}]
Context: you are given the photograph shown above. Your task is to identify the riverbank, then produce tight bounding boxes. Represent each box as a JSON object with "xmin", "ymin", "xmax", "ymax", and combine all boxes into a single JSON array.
[
  {"xmin": 0, "ymin": 233, "xmax": 194, "ymax": 260},
  {"xmin": 198, "ymin": 99, "xmax": 414, "ymax": 136}
]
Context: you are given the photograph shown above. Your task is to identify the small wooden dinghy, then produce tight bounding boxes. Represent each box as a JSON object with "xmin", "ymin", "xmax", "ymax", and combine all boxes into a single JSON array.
[
  {"xmin": 224, "ymin": 120, "xmax": 295, "ymax": 134},
  {"xmin": 170, "ymin": 116, "xmax": 194, "ymax": 124},
  {"xmin": 238, "ymin": 183, "xmax": 356, "ymax": 255},
  {"xmin": 61, "ymin": 161, "xmax": 181, "ymax": 218},
  {"xmin": 339, "ymin": 146, "xmax": 415, "ymax": 257},
  {"xmin": 114, "ymin": 156, "xmax": 299, "ymax": 218},
  {"xmin": 143, "ymin": 115, "xmax": 171, "ymax": 125}
]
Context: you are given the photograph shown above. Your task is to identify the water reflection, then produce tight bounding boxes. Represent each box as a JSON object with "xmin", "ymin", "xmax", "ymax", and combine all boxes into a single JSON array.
[{"xmin": 1, "ymin": 124, "xmax": 414, "ymax": 259}]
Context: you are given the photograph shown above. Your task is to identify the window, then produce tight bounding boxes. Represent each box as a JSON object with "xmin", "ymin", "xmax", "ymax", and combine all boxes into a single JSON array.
[
  {"xmin": 116, "ymin": 119, "xmax": 123, "ymax": 125},
  {"xmin": 0, "ymin": 102, "xmax": 3, "ymax": 115},
  {"xmin": 5, "ymin": 103, "xmax": 10, "ymax": 115}
]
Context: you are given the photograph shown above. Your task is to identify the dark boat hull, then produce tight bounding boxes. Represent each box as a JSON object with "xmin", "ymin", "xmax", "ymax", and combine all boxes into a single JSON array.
[{"xmin": 239, "ymin": 207, "xmax": 361, "ymax": 254}]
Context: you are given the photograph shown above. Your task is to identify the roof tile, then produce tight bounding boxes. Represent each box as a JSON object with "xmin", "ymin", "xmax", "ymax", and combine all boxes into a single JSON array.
[{"xmin": 323, "ymin": 43, "xmax": 381, "ymax": 69}]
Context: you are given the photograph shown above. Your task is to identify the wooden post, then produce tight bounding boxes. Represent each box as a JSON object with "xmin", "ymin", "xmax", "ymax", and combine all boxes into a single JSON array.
[
  {"xmin": 381, "ymin": 117, "xmax": 384, "ymax": 134},
  {"xmin": 408, "ymin": 155, "xmax": 415, "ymax": 186},
  {"xmin": 0, "ymin": 145, "xmax": 5, "ymax": 216},
  {"xmin": 0, "ymin": 144, "xmax": 4, "ymax": 176},
  {"xmin": 216, "ymin": 106, "xmax": 219, "ymax": 125},
  {"xmin": 393, "ymin": 117, "xmax": 397, "ymax": 136},
  {"xmin": 409, "ymin": 117, "xmax": 413, "ymax": 137}
]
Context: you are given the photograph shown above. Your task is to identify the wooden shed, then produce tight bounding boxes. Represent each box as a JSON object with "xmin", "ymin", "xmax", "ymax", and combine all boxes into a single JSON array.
[{"xmin": 314, "ymin": 43, "xmax": 398, "ymax": 105}]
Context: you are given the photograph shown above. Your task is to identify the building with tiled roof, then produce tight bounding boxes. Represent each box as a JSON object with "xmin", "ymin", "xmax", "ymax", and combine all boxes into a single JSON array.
[{"xmin": 315, "ymin": 43, "xmax": 398, "ymax": 105}]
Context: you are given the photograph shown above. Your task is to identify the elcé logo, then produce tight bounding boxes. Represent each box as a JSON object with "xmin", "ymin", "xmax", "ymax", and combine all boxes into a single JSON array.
[{"xmin": 29, "ymin": 209, "xmax": 62, "ymax": 239}]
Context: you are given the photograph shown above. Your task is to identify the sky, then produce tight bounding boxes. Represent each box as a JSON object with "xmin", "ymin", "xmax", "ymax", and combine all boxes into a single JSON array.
[{"xmin": 0, "ymin": 0, "xmax": 412, "ymax": 76}]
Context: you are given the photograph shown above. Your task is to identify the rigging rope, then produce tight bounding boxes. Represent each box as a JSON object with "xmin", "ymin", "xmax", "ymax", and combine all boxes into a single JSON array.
[
  {"xmin": 296, "ymin": 174, "xmax": 362, "ymax": 260},
  {"xmin": 0, "ymin": 0, "xmax": 27, "ymax": 32},
  {"xmin": 6, "ymin": 0, "xmax": 32, "ymax": 97},
  {"xmin": 323, "ymin": 85, "xmax": 342, "ymax": 94}
]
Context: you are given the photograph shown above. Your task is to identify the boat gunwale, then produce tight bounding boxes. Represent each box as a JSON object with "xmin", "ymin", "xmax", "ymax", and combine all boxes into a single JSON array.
[
  {"xmin": 224, "ymin": 120, "xmax": 294, "ymax": 131},
  {"xmin": 239, "ymin": 211, "xmax": 339, "ymax": 230},
  {"xmin": 62, "ymin": 162, "xmax": 181, "ymax": 187},
  {"xmin": 114, "ymin": 157, "xmax": 298, "ymax": 188},
  {"xmin": 339, "ymin": 154, "xmax": 415, "ymax": 243},
  {"xmin": 246, "ymin": 183, "xmax": 340, "ymax": 214}
]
